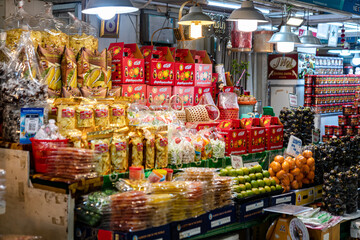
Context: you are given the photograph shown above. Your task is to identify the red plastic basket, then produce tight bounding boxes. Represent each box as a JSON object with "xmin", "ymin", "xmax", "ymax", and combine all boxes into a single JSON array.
[
  {"xmin": 219, "ymin": 108, "xmax": 239, "ymax": 120},
  {"xmin": 30, "ymin": 138, "xmax": 69, "ymax": 173}
]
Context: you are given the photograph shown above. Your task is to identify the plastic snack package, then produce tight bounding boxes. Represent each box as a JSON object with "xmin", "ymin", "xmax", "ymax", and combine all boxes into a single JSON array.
[
  {"xmin": 181, "ymin": 132, "xmax": 195, "ymax": 164},
  {"xmin": 94, "ymin": 103, "xmax": 110, "ymax": 129},
  {"xmin": 129, "ymin": 130, "xmax": 144, "ymax": 167},
  {"xmin": 37, "ymin": 45, "xmax": 63, "ymax": 91},
  {"xmin": 110, "ymin": 128, "xmax": 129, "ymax": 172},
  {"xmin": 128, "ymin": 102, "xmax": 150, "ymax": 126},
  {"xmin": 61, "ymin": 47, "xmax": 77, "ymax": 88},
  {"xmin": 198, "ymin": 129, "xmax": 213, "ymax": 160},
  {"xmin": 66, "ymin": 12, "xmax": 98, "ymax": 56},
  {"xmin": 60, "ymin": 129, "xmax": 83, "ymax": 148},
  {"xmin": 209, "ymin": 129, "xmax": 225, "ymax": 159},
  {"xmin": 155, "ymin": 131, "xmax": 168, "ymax": 168},
  {"xmin": 168, "ymin": 135, "xmax": 182, "ymax": 166},
  {"xmin": 80, "ymin": 86, "xmax": 107, "ymax": 99},
  {"xmin": 192, "ymin": 135, "xmax": 203, "ymax": 162},
  {"xmin": 110, "ymin": 102, "xmax": 128, "ymax": 127},
  {"xmin": 76, "ymin": 101, "xmax": 95, "ymax": 128},
  {"xmin": 107, "ymin": 86, "xmax": 121, "ymax": 98},
  {"xmin": 62, "ymin": 87, "xmax": 81, "ymax": 98},
  {"xmin": 2, "ymin": 105, "xmax": 21, "ymax": 143},
  {"xmin": 106, "ymin": 49, "xmax": 112, "ymax": 89},
  {"xmin": 87, "ymin": 130, "xmax": 113, "ymax": 175},
  {"xmin": 55, "ymin": 98, "xmax": 79, "ymax": 131},
  {"xmin": 143, "ymin": 127, "xmax": 156, "ymax": 169}
]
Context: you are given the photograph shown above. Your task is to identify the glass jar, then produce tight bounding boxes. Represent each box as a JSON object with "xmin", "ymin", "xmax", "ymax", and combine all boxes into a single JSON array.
[{"xmin": 334, "ymin": 126, "xmax": 343, "ymax": 136}]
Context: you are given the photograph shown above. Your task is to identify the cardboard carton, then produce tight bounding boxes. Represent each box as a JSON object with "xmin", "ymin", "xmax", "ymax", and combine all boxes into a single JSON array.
[
  {"xmin": 141, "ymin": 46, "xmax": 175, "ymax": 86},
  {"xmin": 174, "ymin": 49, "xmax": 195, "ymax": 86},
  {"xmin": 121, "ymin": 84, "xmax": 147, "ymax": 101},
  {"xmin": 194, "ymin": 87, "xmax": 213, "ymax": 105},
  {"xmin": 217, "ymin": 120, "xmax": 247, "ymax": 155},
  {"xmin": 261, "ymin": 116, "xmax": 284, "ymax": 151},
  {"xmin": 146, "ymin": 85, "xmax": 172, "ymax": 106},
  {"xmin": 173, "ymin": 86, "xmax": 194, "ymax": 107},
  {"xmin": 190, "ymin": 50, "xmax": 213, "ymax": 87},
  {"xmin": 308, "ymin": 223, "xmax": 340, "ymax": 240},
  {"xmin": 109, "ymin": 42, "xmax": 145, "ymax": 85},
  {"xmin": 241, "ymin": 118, "xmax": 266, "ymax": 153}
]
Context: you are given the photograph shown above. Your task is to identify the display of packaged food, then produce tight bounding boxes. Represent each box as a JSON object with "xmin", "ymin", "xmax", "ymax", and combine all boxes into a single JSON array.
[
  {"xmin": 76, "ymin": 103, "xmax": 95, "ymax": 128},
  {"xmin": 143, "ymin": 127, "xmax": 156, "ymax": 169},
  {"xmin": 129, "ymin": 130, "xmax": 144, "ymax": 167},
  {"xmin": 155, "ymin": 131, "xmax": 168, "ymax": 168},
  {"xmin": 87, "ymin": 130, "xmax": 113, "ymax": 175},
  {"xmin": 61, "ymin": 47, "xmax": 77, "ymax": 88},
  {"xmin": 110, "ymin": 129, "xmax": 129, "ymax": 172},
  {"xmin": 56, "ymin": 104, "xmax": 76, "ymax": 131},
  {"xmin": 94, "ymin": 103, "xmax": 110, "ymax": 129}
]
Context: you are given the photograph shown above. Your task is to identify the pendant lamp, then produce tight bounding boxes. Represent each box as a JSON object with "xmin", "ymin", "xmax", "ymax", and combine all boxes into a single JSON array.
[
  {"xmin": 268, "ymin": 25, "xmax": 301, "ymax": 53},
  {"xmin": 178, "ymin": 6, "xmax": 214, "ymax": 39},
  {"xmin": 82, "ymin": 0, "xmax": 138, "ymax": 20},
  {"xmin": 300, "ymin": 30, "xmax": 323, "ymax": 48},
  {"xmin": 227, "ymin": 0, "xmax": 268, "ymax": 32}
]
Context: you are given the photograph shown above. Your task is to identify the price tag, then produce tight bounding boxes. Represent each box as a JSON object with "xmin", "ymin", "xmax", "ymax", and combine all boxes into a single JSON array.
[
  {"xmin": 289, "ymin": 93, "xmax": 298, "ymax": 108},
  {"xmin": 244, "ymin": 162, "xmax": 260, "ymax": 168},
  {"xmin": 312, "ymin": 129, "xmax": 320, "ymax": 144},
  {"xmin": 231, "ymin": 155, "xmax": 243, "ymax": 169},
  {"xmin": 286, "ymin": 135, "xmax": 302, "ymax": 157}
]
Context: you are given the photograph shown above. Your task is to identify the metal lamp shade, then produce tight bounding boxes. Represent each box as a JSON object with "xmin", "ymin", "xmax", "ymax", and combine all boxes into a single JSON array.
[
  {"xmin": 82, "ymin": 0, "xmax": 138, "ymax": 14},
  {"xmin": 227, "ymin": 0, "xmax": 267, "ymax": 22},
  {"xmin": 300, "ymin": 30, "xmax": 323, "ymax": 48},
  {"xmin": 178, "ymin": 6, "xmax": 214, "ymax": 25},
  {"xmin": 268, "ymin": 25, "xmax": 301, "ymax": 44}
]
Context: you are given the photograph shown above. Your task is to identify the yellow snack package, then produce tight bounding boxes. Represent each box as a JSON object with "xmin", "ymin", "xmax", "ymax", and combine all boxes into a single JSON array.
[
  {"xmin": 129, "ymin": 130, "xmax": 144, "ymax": 167},
  {"xmin": 110, "ymin": 98, "xmax": 131, "ymax": 127},
  {"xmin": 69, "ymin": 34, "xmax": 98, "ymax": 56},
  {"xmin": 56, "ymin": 98, "xmax": 78, "ymax": 131},
  {"xmin": 41, "ymin": 29, "xmax": 69, "ymax": 49},
  {"xmin": 78, "ymin": 48, "xmax": 107, "ymax": 88},
  {"xmin": 143, "ymin": 127, "xmax": 156, "ymax": 169},
  {"xmin": 5, "ymin": 29, "xmax": 26, "ymax": 51},
  {"xmin": 155, "ymin": 131, "xmax": 168, "ymax": 168},
  {"xmin": 106, "ymin": 49, "xmax": 112, "ymax": 89},
  {"xmin": 76, "ymin": 103, "xmax": 95, "ymax": 128},
  {"xmin": 94, "ymin": 103, "xmax": 110, "ymax": 129},
  {"xmin": 110, "ymin": 128, "xmax": 129, "ymax": 172},
  {"xmin": 61, "ymin": 47, "xmax": 77, "ymax": 88},
  {"xmin": 87, "ymin": 130, "xmax": 113, "ymax": 175},
  {"xmin": 61, "ymin": 129, "xmax": 83, "ymax": 148}
]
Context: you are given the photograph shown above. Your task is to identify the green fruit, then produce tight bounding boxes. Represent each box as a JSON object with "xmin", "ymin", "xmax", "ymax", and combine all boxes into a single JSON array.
[
  {"xmin": 234, "ymin": 185, "xmax": 242, "ymax": 193},
  {"xmin": 246, "ymin": 190, "xmax": 254, "ymax": 196},
  {"xmin": 238, "ymin": 176, "xmax": 246, "ymax": 184},
  {"xmin": 229, "ymin": 169, "xmax": 237, "ymax": 176},
  {"xmin": 263, "ymin": 170, "xmax": 270, "ymax": 178},
  {"xmin": 257, "ymin": 179, "xmax": 265, "ymax": 187},
  {"xmin": 236, "ymin": 193, "xmax": 244, "ymax": 199},
  {"xmin": 255, "ymin": 173, "xmax": 263, "ymax": 179},
  {"xmin": 270, "ymin": 179, "xmax": 277, "ymax": 186},
  {"xmin": 254, "ymin": 165, "xmax": 263, "ymax": 173},
  {"xmin": 220, "ymin": 169, "xmax": 228, "ymax": 176},
  {"xmin": 241, "ymin": 190, "xmax": 248, "ymax": 198},
  {"xmin": 265, "ymin": 186, "xmax": 272, "ymax": 193},
  {"xmin": 259, "ymin": 187, "xmax": 266, "ymax": 194},
  {"xmin": 245, "ymin": 182, "xmax": 252, "ymax": 190},
  {"xmin": 249, "ymin": 167, "xmax": 256, "ymax": 174},
  {"xmin": 239, "ymin": 184, "xmax": 247, "ymax": 192},
  {"xmin": 236, "ymin": 169, "xmax": 244, "ymax": 176},
  {"xmin": 263, "ymin": 178, "xmax": 271, "ymax": 186},
  {"xmin": 276, "ymin": 184, "xmax": 283, "ymax": 191},
  {"xmin": 226, "ymin": 166, "xmax": 233, "ymax": 170},
  {"xmin": 270, "ymin": 186, "xmax": 276, "ymax": 191},
  {"xmin": 252, "ymin": 188, "xmax": 260, "ymax": 195},
  {"xmin": 242, "ymin": 167, "xmax": 250, "ymax": 175},
  {"xmin": 251, "ymin": 180, "xmax": 259, "ymax": 188},
  {"xmin": 244, "ymin": 175, "xmax": 251, "ymax": 183},
  {"xmin": 249, "ymin": 173, "xmax": 257, "ymax": 181}
]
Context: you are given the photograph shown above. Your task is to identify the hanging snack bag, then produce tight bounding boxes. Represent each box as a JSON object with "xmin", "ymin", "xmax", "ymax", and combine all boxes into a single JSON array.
[
  {"xmin": 110, "ymin": 128, "xmax": 129, "ymax": 172},
  {"xmin": 94, "ymin": 103, "xmax": 110, "ymax": 129},
  {"xmin": 56, "ymin": 98, "xmax": 79, "ymax": 131},
  {"xmin": 62, "ymin": 87, "xmax": 81, "ymax": 98},
  {"xmin": 87, "ymin": 130, "xmax": 113, "ymax": 175},
  {"xmin": 61, "ymin": 46, "xmax": 77, "ymax": 88},
  {"xmin": 78, "ymin": 48, "xmax": 107, "ymax": 88},
  {"xmin": 76, "ymin": 101, "xmax": 95, "ymax": 129},
  {"xmin": 38, "ymin": 45, "xmax": 63, "ymax": 91},
  {"xmin": 129, "ymin": 130, "xmax": 144, "ymax": 167},
  {"xmin": 143, "ymin": 127, "xmax": 156, "ymax": 169},
  {"xmin": 80, "ymin": 86, "xmax": 107, "ymax": 99},
  {"xmin": 155, "ymin": 131, "xmax": 168, "ymax": 168}
]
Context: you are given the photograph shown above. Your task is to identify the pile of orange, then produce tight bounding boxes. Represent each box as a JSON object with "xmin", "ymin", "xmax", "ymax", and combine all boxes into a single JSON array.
[{"xmin": 269, "ymin": 150, "xmax": 315, "ymax": 193}]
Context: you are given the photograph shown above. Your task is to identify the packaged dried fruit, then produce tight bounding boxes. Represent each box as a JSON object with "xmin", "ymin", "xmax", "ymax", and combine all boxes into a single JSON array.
[
  {"xmin": 87, "ymin": 130, "xmax": 113, "ymax": 175},
  {"xmin": 155, "ymin": 131, "xmax": 168, "ymax": 168},
  {"xmin": 61, "ymin": 47, "xmax": 77, "ymax": 88},
  {"xmin": 129, "ymin": 130, "xmax": 144, "ymax": 167},
  {"xmin": 143, "ymin": 127, "xmax": 156, "ymax": 169},
  {"xmin": 110, "ymin": 102, "xmax": 128, "ymax": 127},
  {"xmin": 110, "ymin": 128, "xmax": 129, "ymax": 172}
]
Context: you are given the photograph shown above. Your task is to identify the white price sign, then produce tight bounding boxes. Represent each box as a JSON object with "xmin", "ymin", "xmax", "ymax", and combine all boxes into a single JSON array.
[
  {"xmin": 231, "ymin": 155, "xmax": 243, "ymax": 169},
  {"xmin": 244, "ymin": 162, "xmax": 260, "ymax": 168},
  {"xmin": 289, "ymin": 93, "xmax": 298, "ymax": 108},
  {"xmin": 286, "ymin": 135, "xmax": 302, "ymax": 157},
  {"xmin": 312, "ymin": 129, "xmax": 320, "ymax": 144}
]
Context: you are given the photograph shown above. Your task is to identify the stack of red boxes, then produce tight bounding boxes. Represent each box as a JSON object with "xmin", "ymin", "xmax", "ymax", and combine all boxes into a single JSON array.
[
  {"xmin": 217, "ymin": 120, "xmax": 247, "ymax": 155},
  {"xmin": 260, "ymin": 116, "xmax": 284, "ymax": 151},
  {"xmin": 241, "ymin": 118, "xmax": 266, "ymax": 154}
]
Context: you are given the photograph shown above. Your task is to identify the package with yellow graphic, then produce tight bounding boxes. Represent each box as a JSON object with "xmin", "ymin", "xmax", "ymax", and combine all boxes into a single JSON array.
[
  {"xmin": 87, "ymin": 130, "xmax": 113, "ymax": 175},
  {"xmin": 110, "ymin": 128, "xmax": 129, "ymax": 172},
  {"xmin": 61, "ymin": 47, "xmax": 77, "ymax": 88},
  {"xmin": 57, "ymin": 104, "xmax": 76, "ymax": 130},
  {"xmin": 61, "ymin": 129, "xmax": 83, "ymax": 148},
  {"xmin": 143, "ymin": 127, "xmax": 156, "ymax": 169},
  {"xmin": 94, "ymin": 103, "xmax": 110, "ymax": 129},
  {"xmin": 110, "ymin": 99, "xmax": 130, "ymax": 127},
  {"xmin": 129, "ymin": 130, "xmax": 144, "ymax": 167},
  {"xmin": 76, "ymin": 103, "xmax": 95, "ymax": 128},
  {"xmin": 155, "ymin": 131, "xmax": 168, "ymax": 168},
  {"xmin": 41, "ymin": 29, "xmax": 69, "ymax": 49},
  {"xmin": 37, "ymin": 45, "xmax": 63, "ymax": 91}
]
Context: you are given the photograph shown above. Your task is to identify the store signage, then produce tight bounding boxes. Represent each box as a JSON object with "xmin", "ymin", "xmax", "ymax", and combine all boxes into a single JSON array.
[
  {"xmin": 231, "ymin": 155, "xmax": 243, "ymax": 169},
  {"xmin": 289, "ymin": 93, "xmax": 298, "ymax": 107},
  {"xmin": 20, "ymin": 108, "xmax": 44, "ymax": 144},
  {"xmin": 328, "ymin": 25, "xmax": 339, "ymax": 47},
  {"xmin": 268, "ymin": 54, "xmax": 298, "ymax": 80},
  {"xmin": 286, "ymin": 135, "xmax": 302, "ymax": 157},
  {"xmin": 312, "ymin": 129, "xmax": 320, "ymax": 144}
]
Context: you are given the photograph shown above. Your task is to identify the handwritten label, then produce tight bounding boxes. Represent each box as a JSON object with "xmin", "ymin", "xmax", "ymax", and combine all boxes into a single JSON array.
[
  {"xmin": 231, "ymin": 155, "xmax": 243, "ymax": 169},
  {"xmin": 286, "ymin": 135, "xmax": 302, "ymax": 157},
  {"xmin": 289, "ymin": 93, "xmax": 298, "ymax": 107}
]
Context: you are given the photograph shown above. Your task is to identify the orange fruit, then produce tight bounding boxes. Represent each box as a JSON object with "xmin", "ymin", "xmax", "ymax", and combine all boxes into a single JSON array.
[
  {"xmin": 282, "ymin": 161, "xmax": 290, "ymax": 173},
  {"xmin": 296, "ymin": 155, "xmax": 307, "ymax": 165},
  {"xmin": 311, "ymin": 165, "xmax": 315, "ymax": 171},
  {"xmin": 307, "ymin": 157, "xmax": 315, "ymax": 167},
  {"xmin": 290, "ymin": 168, "xmax": 301, "ymax": 176},
  {"xmin": 288, "ymin": 173, "xmax": 294, "ymax": 182},
  {"xmin": 295, "ymin": 159, "xmax": 303, "ymax": 168},
  {"xmin": 274, "ymin": 155, "xmax": 285, "ymax": 164},
  {"xmin": 286, "ymin": 185, "xmax": 291, "ymax": 192},
  {"xmin": 272, "ymin": 176, "xmax": 280, "ymax": 184},
  {"xmin": 296, "ymin": 172, "xmax": 304, "ymax": 182},
  {"xmin": 298, "ymin": 181, "xmax": 303, "ymax": 189},
  {"xmin": 291, "ymin": 180, "xmax": 299, "ymax": 189},
  {"xmin": 285, "ymin": 158, "xmax": 296, "ymax": 170},
  {"xmin": 282, "ymin": 174, "xmax": 290, "ymax": 186},
  {"xmin": 276, "ymin": 170, "xmax": 286, "ymax": 179},
  {"xmin": 307, "ymin": 171, "xmax": 315, "ymax": 180},
  {"xmin": 302, "ymin": 178, "xmax": 310, "ymax": 184},
  {"xmin": 301, "ymin": 165, "xmax": 310, "ymax": 175},
  {"xmin": 281, "ymin": 184, "xmax": 287, "ymax": 193},
  {"xmin": 302, "ymin": 150, "xmax": 313, "ymax": 158},
  {"xmin": 269, "ymin": 168, "xmax": 276, "ymax": 177},
  {"xmin": 270, "ymin": 161, "xmax": 281, "ymax": 172}
]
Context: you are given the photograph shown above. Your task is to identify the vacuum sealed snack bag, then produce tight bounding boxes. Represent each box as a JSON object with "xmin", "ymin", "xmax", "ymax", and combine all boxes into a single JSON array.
[
  {"xmin": 155, "ymin": 131, "xmax": 168, "ymax": 168},
  {"xmin": 56, "ymin": 98, "xmax": 79, "ymax": 131},
  {"xmin": 61, "ymin": 47, "xmax": 77, "ymax": 88},
  {"xmin": 129, "ymin": 130, "xmax": 144, "ymax": 167},
  {"xmin": 110, "ymin": 128, "xmax": 129, "ymax": 172},
  {"xmin": 38, "ymin": 45, "xmax": 63, "ymax": 91},
  {"xmin": 87, "ymin": 130, "xmax": 113, "ymax": 175},
  {"xmin": 76, "ymin": 102, "xmax": 95, "ymax": 129},
  {"xmin": 143, "ymin": 127, "xmax": 156, "ymax": 169}
]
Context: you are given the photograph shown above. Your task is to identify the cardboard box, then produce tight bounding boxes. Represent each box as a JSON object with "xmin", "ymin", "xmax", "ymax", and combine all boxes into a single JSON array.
[
  {"xmin": 219, "ymin": 128, "xmax": 247, "ymax": 156},
  {"xmin": 141, "ymin": 46, "xmax": 175, "ymax": 86},
  {"xmin": 190, "ymin": 50, "xmax": 213, "ymax": 87},
  {"xmin": 236, "ymin": 197, "xmax": 269, "ymax": 222},
  {"xmin": 205, "ymin": 205, "xmax": 236, "ymax": 231},
  {"xmin": 261, "ymin": 117, "xmax": 284, "ymax": 151},
  {"xmin": 292, "ymin": 187, "xmax": 315, "ymax": 206},
  {"xmin": 314, "ymin": 185, "xmax": 323, "ymax": 201},
  {"xmin": 121, "ymin": 84, "xmax": 147, "ymax": 101},
  {"xmin": 270, "ymin": 192, "xmax": 295, "ymax": 206},
  {"xmin": 170, "ymin": 214, "xmax": 206, "ymax": 240},
  {"xmin": 173, "ymin": 86, "xmax": 194, "ymax": 107},
  {"xmin": 194, "ymin": 87, "xmax": 213, "ymax": 105},
  {"xmin": 174, "ymin": 49, "xmax": 195, "ymax": 86},
  {"xmin": 241, "ymin": 118, "xmax": 266, "ymax": 154},
  {"xmin": 185, "ymin": 122, "xmax": 219, "ymax": 131},
  {"xmin": 146, "ymin": 85, "xmax": 172, "ymax": 106},
  {"xmin": 351, "ymin": 219, "xmax": 360, "ymax": 238},
  {"xmin": 109, "ymin": 42, "xmax": 145, "ymax": 85},
  {"xmin": 308, "ymin": 223, "xmax": 340, "ymax": 240}
]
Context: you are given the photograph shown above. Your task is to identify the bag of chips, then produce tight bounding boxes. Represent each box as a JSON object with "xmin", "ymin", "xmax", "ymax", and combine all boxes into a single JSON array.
[
  {"xmin": 87, "ymin": 130, "xmax": 113, "ymax": 175},
  {"xmin": 94, "ymin": 103, "xmax": 110, "ymax": 129},
  {"xmin": 143, "ymin": 127, "xmax": 156, "ymax": 169},
  {"xmin": 76, "ymin": 101, "xmax": 95, "ymax": 128},
  {"xmin": 61, "ymin": 47, "xmax": 77, "ymax": 88},
  {"xmin": 55, "ymin": 98, "xmax": 79, "ymax": 131},
  {"xmin": 129, "ymin": 130, "xmax": 144, "ymax": 167},
  {"xmin": 155, "ymin": 131, "xmax": 168, "ymax": 168},
  {"xmin": 38, "ymin": 45, "xmax": 63, "ymax": 91},
  {"xmin": 110, "ymin": 128, "xmax": 129, "ymax": 172}
]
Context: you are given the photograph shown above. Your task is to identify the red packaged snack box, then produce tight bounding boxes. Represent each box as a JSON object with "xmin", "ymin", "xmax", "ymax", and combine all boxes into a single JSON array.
[
  {"xmin": 121, "ymin": 84, "xmax": 147, "ymax": 101},
  {"xmin": 109, "ymin": 42, "xmax": 145, "ymax": 85},
  {"xmin": 185, "ymin": 122, "xmax": 219, "ymax": 131},
  {"xmin": 241, "ymin": 118, "xmax": 266, "ymax": 153},
  {"xmin": 261, "ymin": 116, "xmax": 284, "ymax": 151},
  {"xmin": 217, "ymin": 120, "xmax": 247, "ymax": 155},
  {"xmin": 215, "ymin": 86, "xmax": 235, "ymax": 96},
  {"xmin": 174, "ymin": 49, "xmax": 195, "ymax": 86},
  {"xmin": 173, "ymin": 86, "xmax": 194, "ymax": 107},
  {"xmin": 146, "ymin": 85, "xmax": 172, "ymax": 106},
  {"xmin": 190, "ymin": 50, "xmax": 213, "ymax": 87},
  {"xmin": 194, "ymin": 87, "xmax": 213, "ymax": 105},
  {"xmin": 141, "ymin": 46, "xmax": 175, "ymax": 86}
]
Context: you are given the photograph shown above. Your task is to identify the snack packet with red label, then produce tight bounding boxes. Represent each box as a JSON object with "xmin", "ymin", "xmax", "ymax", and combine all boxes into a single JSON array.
[
  {"xmin": 87, "ymin": 130, "xmax": 113, "ymax": 175},
  {"xmin": 55, "ymin": 98, "xmax": 80, "ymax": 131},
  {"xmin": 155, "ymin": 131, "xmax": 168, "ymax": 168},
  {"xmin": 129, "ymin": 129, "xmax": 144, "ymax": 167},
  {"xmin": 94, "ymin": 103, "xmax": 110, "ymax": 129},
  {"xmin": 110, "ymin": 128, "xmax": 129, "ymax": 172},
  {"xmin": 143, "ymin": 127, "xmax": 156, "ymax": 169},
  {"xmin": 76, "ymin": 101, "xmax": 95, "ymax": 128}
]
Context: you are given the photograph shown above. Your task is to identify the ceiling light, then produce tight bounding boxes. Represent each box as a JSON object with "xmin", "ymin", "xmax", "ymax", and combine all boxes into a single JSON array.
[
  {"xmin": 268, "ymin": 25, "xmax": 301, "ymax": 53},
  {"xmin": 82, "ymin": 0, "xmax": 138, "ymax": 20},
  {"xmin": 287, "ymin": 17, "xmax": 304, "ymax": 27},
  {"xmin": 300, "ymin": 30, "xmax": 323, "ymax": 48},
  {"xmin": 340, "ymin": 49, "xmax": 351, "ymax": 56},
  {"xmin": 352, "ymin": 53, "xmax": 360, "ymax": 65},
  {"xmin": 227, "ymin": 0, "xmax": 268, "ymax": 32},
  {"xmin": 207, "ymin": 1, "xmax": 270, "ymax": 13}
]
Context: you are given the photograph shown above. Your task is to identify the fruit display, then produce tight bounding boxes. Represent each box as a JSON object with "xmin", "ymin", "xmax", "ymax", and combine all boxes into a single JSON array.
[
  {"xmin": 219, "ymin": 165, "xmax": 283, "ymax": 199},
  {"xmin": 279, "ymin": 107, "xmax": 315, "ymax": 146},
  {"xmin": 269, "ymin": 152, "xmax": 315, "ymax": 192}
]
